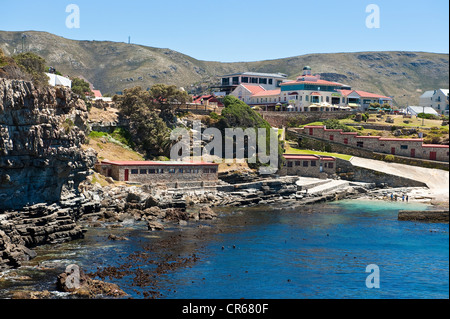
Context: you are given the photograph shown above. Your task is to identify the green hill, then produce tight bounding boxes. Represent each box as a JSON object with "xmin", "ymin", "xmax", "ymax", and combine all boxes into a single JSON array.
[{"xmin": 0, "ymin": 31, "xmax": 448, "ymax": 106}]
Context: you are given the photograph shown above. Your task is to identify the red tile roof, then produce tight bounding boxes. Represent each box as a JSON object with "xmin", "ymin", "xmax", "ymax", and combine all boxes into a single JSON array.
[
  {"xmin": 101, "ymin": 160, "xmax": 218, "ymax": 166},
  {"xmin": 281, "ymin": 79, "xmax": 343, "ymax": 87},
  {"xmin": 283, "ymin": 154, "xmax": 336, "ymax": 161},
  {"xmin": 92, "ymin": 90, "xmax": 102, "ymax": 98},
  {"xmin": 338, "ymin": 89, "xmax": 392, "ymax": 99},
  {"xmin": 241, "ymin": 84, "xmax": 266, "ymax": 95},
  {"xmin": 252, "ymin": 89, "xmax": 281, "ymax": 97},
  {"xmin": 422, "ymin": 144, "xmax": 449, "ymax": 148}
]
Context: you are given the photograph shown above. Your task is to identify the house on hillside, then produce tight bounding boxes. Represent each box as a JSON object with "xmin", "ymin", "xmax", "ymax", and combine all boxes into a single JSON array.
[
  {"xmin": 192, "ymin": 95, "xmax": 224, "ymax": 107},
  {"xmin": 339, "ymin": 90, "xmax": 393, "ymax": 111},
  {"xmin": 419, "ymin": 89, "xmax": 449, "ymax": 115},
  {"xmin": 230, "ymin": 84, "xmax": 266, "ymax": 104},
  {"xmin": 46, "ymin": 73, "xmax": 72, "ymax": 88},
  {"xmin": 406, "ymin": 105, "xmax": 439, "ymax": 117},
  {"xmin": 212, "ymin": 72, "xmax": 288, "ymax": 95},
  {"xmin": 279, "ymin": 154, "xmax": 336, "ymax": 178}
]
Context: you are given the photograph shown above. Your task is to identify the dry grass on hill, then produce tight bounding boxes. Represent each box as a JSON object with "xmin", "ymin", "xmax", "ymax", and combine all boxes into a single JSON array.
[{"xmin": 82, "ymin": 136, "xmax": 145, "ymax": 162}]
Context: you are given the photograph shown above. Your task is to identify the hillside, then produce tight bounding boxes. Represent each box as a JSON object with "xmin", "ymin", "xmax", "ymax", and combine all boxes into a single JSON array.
[{"xmin": 0, "ymin": 31, "xmax": 448, "ymax": 106}]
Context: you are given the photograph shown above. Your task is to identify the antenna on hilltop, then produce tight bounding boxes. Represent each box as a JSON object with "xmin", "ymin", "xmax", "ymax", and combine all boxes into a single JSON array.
[
  {"xmin": 21, "ymin": 34, "xmax": 27, "ymax": 53},
  {"xmin": 128, "ymin": 36, "xmax": 131, "ymax": 44}
]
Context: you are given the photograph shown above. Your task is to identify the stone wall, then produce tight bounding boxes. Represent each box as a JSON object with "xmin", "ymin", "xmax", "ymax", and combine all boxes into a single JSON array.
[
  {"xmin": 335, "ymin": 158, "xmax": 427, "ymax": 187},
  {"xmin": 292, "ymin": 126, "xmax": 449, "ymax": 162},
  {"xmin": 258, "ymin": 111, "xmax": 353, "ymax": 128}
]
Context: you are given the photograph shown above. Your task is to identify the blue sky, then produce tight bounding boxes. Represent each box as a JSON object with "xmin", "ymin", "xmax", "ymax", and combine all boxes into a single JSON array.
[{"xmin": 1, "ymin": 0, "xmax": 448, "ymax": 62}]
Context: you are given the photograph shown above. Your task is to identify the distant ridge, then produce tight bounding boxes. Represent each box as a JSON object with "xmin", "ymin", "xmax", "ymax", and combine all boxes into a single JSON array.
[{"xmin": 0, "ymin": 30, "xmax": 448, "ymax": 106}]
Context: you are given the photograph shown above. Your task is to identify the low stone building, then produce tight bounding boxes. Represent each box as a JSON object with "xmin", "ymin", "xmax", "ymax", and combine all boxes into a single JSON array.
[
  {"xmin": 279, "ymin": 154, "xmax": 336, "ymax": 178},
  {"xmin": 299, "ymin": 125, "xmax": 449, "ymax": 162},
  {"xmin": 96, "ymin": 160, "xmax": 219, "ymax": 188}
]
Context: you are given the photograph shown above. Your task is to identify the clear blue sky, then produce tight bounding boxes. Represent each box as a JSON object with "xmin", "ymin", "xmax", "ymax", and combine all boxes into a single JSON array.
[{"xmin": 1, "ymin": 0, "xmax": 448, "ymax": 62}]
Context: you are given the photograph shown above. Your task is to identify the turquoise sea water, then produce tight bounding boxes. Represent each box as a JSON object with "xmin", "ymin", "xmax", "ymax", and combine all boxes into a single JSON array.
[{"xmin": 1, "ymin": 199, "xmax": 448, "ymax": 299}]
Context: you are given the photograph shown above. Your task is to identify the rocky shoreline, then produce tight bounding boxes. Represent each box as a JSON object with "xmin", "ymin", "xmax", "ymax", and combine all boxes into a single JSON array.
[{"xmin": 1, "ymin": 174, "xmax": 446, "ymax": 298}]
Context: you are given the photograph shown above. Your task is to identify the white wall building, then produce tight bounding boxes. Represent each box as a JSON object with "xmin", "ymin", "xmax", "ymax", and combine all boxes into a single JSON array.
[
  {"xmin": 46, "ymin": 73, "xmax": 72, "ymax": 88},
  {"xmin": 419, "ymin": 89, "xmax": 449, "ymax": 115}
]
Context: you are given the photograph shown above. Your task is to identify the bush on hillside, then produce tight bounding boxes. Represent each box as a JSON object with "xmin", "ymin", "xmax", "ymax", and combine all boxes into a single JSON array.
[
  {"xmin": 322, "ymin": 119, "xmax": 357, "ymax": 132},
  {"xmin": 12, "ymin": 52, "xmax": 48, "ymax": 87}
]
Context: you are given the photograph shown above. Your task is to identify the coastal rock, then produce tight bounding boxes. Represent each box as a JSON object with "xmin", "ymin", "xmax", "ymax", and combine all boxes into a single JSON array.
[
  {"xmin": 199, "ymin": 206, "xmax": 217, "ymax": 220},
  {"xmin": 147, "ymin": 220, "xmax": 165, "ymax": 231},
  {"xmin": 56, "ymin": 263, "xmax": 127, "ymax": 298}
]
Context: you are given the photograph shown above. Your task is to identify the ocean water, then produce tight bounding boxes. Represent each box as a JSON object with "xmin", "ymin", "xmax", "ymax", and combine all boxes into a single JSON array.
[{"xmin": 0, "ymin": 199, "xmax": 448, "ymax": 299}]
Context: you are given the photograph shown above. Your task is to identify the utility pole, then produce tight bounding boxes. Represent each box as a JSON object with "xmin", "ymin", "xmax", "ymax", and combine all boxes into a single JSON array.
[
  {"xmin": 422, "ymin": 105, "xmax": 425, "ymax": 126},
  {"xmin": 128, "ymin": 36, "xmax": 131, "ymax": 44}
]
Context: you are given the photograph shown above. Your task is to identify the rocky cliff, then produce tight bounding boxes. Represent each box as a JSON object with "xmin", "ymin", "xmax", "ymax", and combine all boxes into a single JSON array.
[
  {"xmin": 0, "ymin": 78, "xmax": 97, "ymax": 270},
  {"xmin": 0, "ymin": 78, "xmax": 97, "ymax": 210}
]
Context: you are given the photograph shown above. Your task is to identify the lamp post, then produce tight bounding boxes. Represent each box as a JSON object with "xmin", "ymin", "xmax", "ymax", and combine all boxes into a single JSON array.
[{"xmin": 422, "ymin": 105, "xmax": 425, "ymax": 126}]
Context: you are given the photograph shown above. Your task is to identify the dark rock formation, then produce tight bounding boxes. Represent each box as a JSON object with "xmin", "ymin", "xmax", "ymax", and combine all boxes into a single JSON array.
[
  {"xmin": 0, "ymin": 78, "xmax": 97, "ymax": 210},
  {"xmin": 0, "ymin": 78, "xmax": 97, "ymax": 270}
]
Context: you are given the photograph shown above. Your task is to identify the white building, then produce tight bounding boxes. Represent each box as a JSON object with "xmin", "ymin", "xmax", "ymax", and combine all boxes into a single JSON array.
[
  {"xmin": 230, "ymin": 84, "xmax": 266, "ymax": 104},
  {"xmin": 419, "ymin": 89, "xmax": 449, "ymax": 115},
  {"xmin": 214, "ymin": 72, "xmax": 288, "ymax": 95},
  {"xmin": 406, "ymin": 105, "xmax": 439, "ymax": 116},
  {"xmin": 46, "ymin": 73, "xmax": 72, "ymax": 88}
]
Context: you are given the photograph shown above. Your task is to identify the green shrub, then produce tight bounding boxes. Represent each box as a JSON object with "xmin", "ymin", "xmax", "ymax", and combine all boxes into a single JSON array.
[
  {"xmin": 384, "ymin": 155, "xmax": 395, "ymax": 162},
  {"xmin": 88, "ymin": 131, "xmax": 108, "ymax": 139}
]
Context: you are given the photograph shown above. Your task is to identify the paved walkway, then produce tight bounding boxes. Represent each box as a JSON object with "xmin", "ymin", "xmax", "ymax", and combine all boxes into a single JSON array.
[{"xmin": 350, "ymin": 156, "xmax": 449, "ymax": 201}]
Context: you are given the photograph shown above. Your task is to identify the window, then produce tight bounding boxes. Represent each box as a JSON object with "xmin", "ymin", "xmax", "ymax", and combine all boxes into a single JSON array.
[
  {"xmin": 324, "ymin": 163, "xmax": 328, "ymax": 168},
  {"xmin": 311, "ymin": 161, "xmax": 316, "ymax": 166},
  {"xmin": 232, "ymin": 77, "xmax": 239, "ymax": 85},
  {"xmin": 168, "ymin": 168, "xmax": 176, "ymax": 173},
  {"xmin": 157, "ymin": 168, "xmax": 164, "ymax": 174},
  {"xmin": 328, "ymin": 163, "xmax": 334, "ymax": 169},
  {"xmin": 400, "ymin": 145, "xmax": 408, "ymax": 150},
  {"xmin": 178, "ymin": 169, "xmax": 183, "ymax": 173},
  {"xmin": 241, "ymin": 77, "xmax": 249, "ymax": 83},
  {"xmin": 259, "ymin": 78, "xmax": 267, "ymax": 84},
  {"xmin": 326, "ymin": 96, "xmax": 329, "ymax": 102},
  {"xmin": 268, "ymin": 79, "xmax": 273, "ymax": 85},
  {"xmin": 287, "ymin": 161, "xmax": 293, "ymax": 168},
  {"xmin": 140, "ymin": 169, "xmax": 147, "ymax": 174},
  {"xmin": 303, "ymin": 161, "xmax": 308, "ymax": 167},
  {"xmin": 306, "ymin": 95, "xmax": 309, "ymax": 102},
  {"xmin": 148, "ymin": 169, "xmax": 156, "ymax": 174},
  {"xmin": 357, "ymin": 141, "xmax": 364, "ymax": 148},
  {"xmin": 222, "ymin": 78, "xmax": 230, "ymax": 86},
  {"xmin": 295, "ymin": 161, "xmax": 300, "ymax": 166},
  {"xmin": 131, "ymin": 169, "xmax": 138, "ymax": 174},
  {"xmin": 251, "ymin": 78, "xmax": 258, "ymax": 83}
]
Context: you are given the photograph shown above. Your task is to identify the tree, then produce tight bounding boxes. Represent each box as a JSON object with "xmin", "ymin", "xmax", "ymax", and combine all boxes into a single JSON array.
[
  {"xmin": 148, "ymin": 84, "xmax": 192, "ymax": 126},
  {"xmin": 114, "ymin": 86, "xmax": 172, "ymax": 158},
  {"xmin": 13, "ymin": 52, "xmax": 48, "ymax": 87},
  {"xmin": 71, "ymin": 77, "xmax": 93, "ymax": 100}
]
